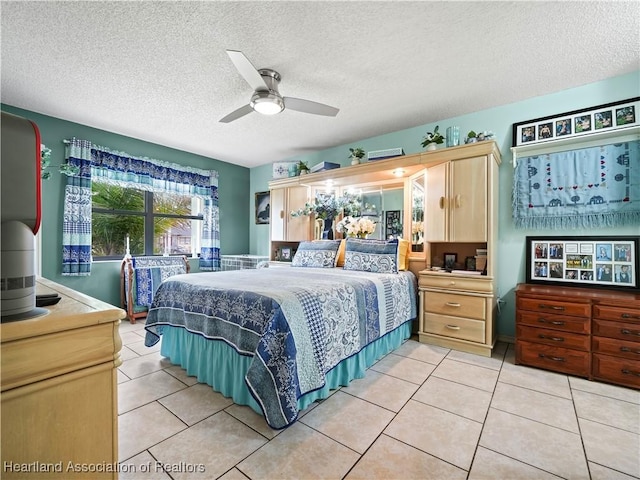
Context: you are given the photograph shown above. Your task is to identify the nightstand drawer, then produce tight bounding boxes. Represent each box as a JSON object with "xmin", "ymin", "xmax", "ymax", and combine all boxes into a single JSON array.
[
  {"xmin": 419, "ymin": 274, "xmax": 492, "ymax": 293},
  {"xmin": 593, "ymin": 305, "xmax": 640, "ymax": 323},
  {"xmin": 592, "ymin": 336, "xmax": 640, "ymax": 360},
  {"xmin": 517, "ymin": 311, "xmax": 589, "ymax": 334},
  {"xmin": 423, "ymin": 313, "xmax": 485, "ymax": 343},
  {"xmin": 516, "ymin": 340, "xmax": 590, "ymax": 377},
  {"xmin": 423, "ymin": 291, "xmax": 486, "ymax": 320},
  {"xmin": 517, "ymin": 297, "xmax": 591, "ymax": 317},
  {"xmin": 517, "ymin": 325, "xmax": 590, "ymax": 351}
]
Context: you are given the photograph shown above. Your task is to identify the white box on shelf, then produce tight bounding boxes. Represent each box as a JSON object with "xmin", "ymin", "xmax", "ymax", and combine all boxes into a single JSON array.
[
  {"xmin": 367, "ymin": 148, "xmax": 405, "ymax": 161},
  {"xmin": 272, "ymin": 161, "xmax": 298, "ymax": 179}
]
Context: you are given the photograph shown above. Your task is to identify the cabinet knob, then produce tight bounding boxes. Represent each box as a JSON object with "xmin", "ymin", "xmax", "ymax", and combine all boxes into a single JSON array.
[
  {"xmin": 445, "ymin": 324, "xmax": 461, "ymax": 330},
  {"xmin": 454, "ymin": 194, "xmax": 462, "ymax": 208},
  {"xmin": 439, "ymin": 196, "xmax": 446, "ymax": 209},
  {"xmin": 445, "ymin": 302, "xmax": 461, "ymax": 307},
  {"xmin": 449, "ymin": 281, "xmax": 456, "ymax": 285},
  {"xmin": 280, "ymin": 210, "xmax": 285, "ymax": 219}
]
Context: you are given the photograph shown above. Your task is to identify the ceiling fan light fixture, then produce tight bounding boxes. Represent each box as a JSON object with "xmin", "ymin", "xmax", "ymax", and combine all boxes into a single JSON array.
[{"xmin": 250, "ymin": 91, "xmax": 284, "ymax": 115}]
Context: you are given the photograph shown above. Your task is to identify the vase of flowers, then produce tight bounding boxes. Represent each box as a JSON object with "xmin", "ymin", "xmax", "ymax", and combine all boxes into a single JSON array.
[
  {"xmin": 421, "ymin": 125, "xmax": 445, "ymax": 151},
  {"xmin": 336, "ymin": 216, "xmax": 376, "ymax": 239}
]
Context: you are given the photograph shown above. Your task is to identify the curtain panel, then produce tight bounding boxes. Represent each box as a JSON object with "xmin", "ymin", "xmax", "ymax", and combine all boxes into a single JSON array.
[
  {"xmin": 512, "ymin": 140, "xmax": 640, "ymax": 229},
  {"xmin": 62, "ymin": 138, "xmax": 220, "ymax": 275}
]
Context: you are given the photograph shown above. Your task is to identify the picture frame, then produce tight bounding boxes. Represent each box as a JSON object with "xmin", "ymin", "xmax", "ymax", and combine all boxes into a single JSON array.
[
  {"xmin": 444, "ymin": 252, "xmax": 457, "ymax": 270},
  {"xmin": 280, "ymin": 247, "xmax": 292, "ymax": 261},
  {"xmin": 525, "ymin": 235, "xmax": 639, "ymax": 292},
  {"xmin": 272, "ymin": 161, "xmax": 299, "ymax": 179},
  {"xmin": 512, "ymin": 97, "xmax": 640, "ymax": 148},
  {"xmin": 385, "ymin": 210, "xmax": 403, "ymax": 238},
  {"xmin": 255, "ymin": 191, "xmax": 270, "ymax": 225},
  {"xmin": 465, "ymin": 256, "xmax": 476, "ymax": 271}
]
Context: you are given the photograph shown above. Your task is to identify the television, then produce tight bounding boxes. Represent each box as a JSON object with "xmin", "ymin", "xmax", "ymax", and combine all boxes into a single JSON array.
[{"xmin": 1, "ymin": 111, "xmax": 45, "ymax": 320}]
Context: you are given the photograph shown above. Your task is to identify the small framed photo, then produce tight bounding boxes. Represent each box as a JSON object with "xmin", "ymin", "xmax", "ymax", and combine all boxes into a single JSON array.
[
  {"xmin": 280, "ymin": 247, "xmax": 292, "ymax": 261},
  {"xmin": 594, "ymin": 110, "xmax": 613, "ymax": 129},
  {"xmin": 444, "ymin": 252, "xmax": 457, "ymax": 270},
  {"xmin": 465, "ymin": 256, "xmax": 476, "ymax": 271},
  {"xmin": 526, "ymin": 235, "xmax": 639, "ymax": 292},
  {"xmin": 574, "ymin": 114, "xmax": 592, "ymax": 133},
  {"xmin": 616, "ymin": 105, "xmax": 636, "ymax": 126},
  {"xmin": 255, "ymin": 191, "xmax": 270, "ymax": 225}
]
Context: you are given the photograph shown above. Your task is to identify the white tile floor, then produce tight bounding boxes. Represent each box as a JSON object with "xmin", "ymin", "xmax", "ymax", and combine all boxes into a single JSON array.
[{"xmin": 117, "ymin": 320, "xmax": 640, "ymax": 480}]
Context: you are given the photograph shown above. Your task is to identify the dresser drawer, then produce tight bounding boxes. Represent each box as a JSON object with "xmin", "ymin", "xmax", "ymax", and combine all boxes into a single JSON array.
[
  {"xmin": 517, "ymin": 311, "xmax": 589, "ymax": 334},
  {"xmin": 423, "ymin": 313, "xmax": 485, "ymax": 343},
  {"xmin": 424, "ymin": 291, "xmax": 486, "ymax": 320},
  {"xmin": 517, "ymin": 297, "xmax": 591, "ymax": 317},
  {"xmin": 592, "ymin": 319, "xmax": 640, "ymax": 342},
  {"xmin": 419, "ymin": 274, "xmax": 492, "ymax": 293},
  {"xmin": 592, "ymin": 336, "xmax": 640, "ymax": 361},
  {"xmin": 592, "ymin": 353, "xmax": 640, "ymax": 389},
  {"xmin": 593, "ymin": 305, "xmax": 640, "ymax": 323},
  {"xmin": 516, "ymin": 340, "xmax": 590, "ymax": 377},
  {"xmin": 517, "ymin": 325, "xmax": 590, "ymax": 351}
]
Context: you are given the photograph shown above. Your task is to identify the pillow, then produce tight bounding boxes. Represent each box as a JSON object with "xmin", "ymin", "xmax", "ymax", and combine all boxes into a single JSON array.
[
  {"xmin": 343, "ymin": 238, "xmax": 399, "ymax": 273},
  {"xmin": 291, "ymin": 240, "xmax": 341, "ymax": 268},
  {"xmin": 398, "ymin": 239, "xmax": 410, "ymax": 271},
  {"xmin": 336, "ymin": 239, "xmax": 346, "ymax": 267}
]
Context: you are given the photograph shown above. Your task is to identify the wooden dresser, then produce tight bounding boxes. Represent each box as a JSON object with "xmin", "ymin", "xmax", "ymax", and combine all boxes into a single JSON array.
[
  {"xmin": 515, "ymin": 283, "xmax": 639, "ymax": 389},
  {"xmin": 1, "ymin": 278, "xmax": 125, "ymax": 479}
]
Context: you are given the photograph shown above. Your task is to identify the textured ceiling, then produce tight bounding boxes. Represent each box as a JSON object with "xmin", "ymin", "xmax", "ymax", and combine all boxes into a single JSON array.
[{"xmin": 2, "ymin": 1, "xmax": 639, "ymax": 168}]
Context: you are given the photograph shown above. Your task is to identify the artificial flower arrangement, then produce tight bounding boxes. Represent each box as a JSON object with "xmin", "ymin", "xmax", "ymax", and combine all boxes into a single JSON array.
[
  {"xmin": 291, "ymin": 194, "xmax": 348, "ymax": 219},
  {"xmin": 420, "ymin": 125, "xmax": 445, "ymax": 148},
  {"xmin": 465, "ymin": 130, "xmax": 496, "ymax": 144},
  {"xmin": 336, "ymin": 216, "xmax": 377, "ymax": 238},
  {"xmin": 291, "ymin": 192, "xmax": 364, "ymax": 220}
]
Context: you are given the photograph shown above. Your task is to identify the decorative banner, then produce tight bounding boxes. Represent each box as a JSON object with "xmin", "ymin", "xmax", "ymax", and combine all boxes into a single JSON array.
[{"xmin": 513, "ymin": 140, "xmax": 640, "ymax": 229}]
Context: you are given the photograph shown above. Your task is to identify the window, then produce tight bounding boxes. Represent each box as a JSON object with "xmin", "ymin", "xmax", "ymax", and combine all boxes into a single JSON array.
[{"xmin": 91, "ymin": 182, "xmax": 203, "ymax": 260}]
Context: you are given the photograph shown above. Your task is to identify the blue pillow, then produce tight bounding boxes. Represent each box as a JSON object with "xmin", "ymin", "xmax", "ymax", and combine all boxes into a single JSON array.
[
  {"xmin": 291, "ymin": 240, "xmax": 341, "ymax": 268},
  {"xmin": 343, "ymin": 238, "xmax": 399, "ymax": 273}
]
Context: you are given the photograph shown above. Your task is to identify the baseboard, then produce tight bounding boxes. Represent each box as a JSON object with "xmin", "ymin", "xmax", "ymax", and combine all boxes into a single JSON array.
[{"xmin": 498, "ymin": 334, "xmax": 515, "ymax": 344}]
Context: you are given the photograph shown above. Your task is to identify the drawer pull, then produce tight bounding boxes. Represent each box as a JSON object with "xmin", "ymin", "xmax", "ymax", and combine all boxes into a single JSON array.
[
  {"xmin": 538, "ymin": 334, "xmax": 564, "ymax": 342},
  {"xmin": 538, "ymin": 318, "xmax": 565, "ymax": 326},
  {"xmin": 449, "ymin": 281, "xmax": 456, "ymax": 285},
  {"xmin": 620, "ymin": 347, "xmax": 640, "ymax": 355},
  {"xmin": 538, "ymin": 353, "xmax": 565, "ymax": 362},
  {"xmin": 620, "ymin": 329, "xmax": 640, "ymax": 337},
  {"xmin": 538, "ymin": 304, "xmax": 565, "ymax": 311},
  {"xmin": 445, "ymin": 302, "xmax": 461, "ymax": 307},
  {"xmin": 445, "ymin": 324, "xmax": 461, "ymax": 330},
  {"xmin": 621, "ymin": 369, "xmax": 640, "ymax": 377},
  {"xmin": 621, "ymin": 313, "xmax": 640, "ymax": 320}
]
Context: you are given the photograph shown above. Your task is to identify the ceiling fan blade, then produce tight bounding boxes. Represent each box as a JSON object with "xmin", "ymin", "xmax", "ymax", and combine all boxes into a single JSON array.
[
  {"xmin": 219, "ymin": 104, "xmax": 254, "ymax": 123},
  {"xmin": 226, "ymin": 50, "xmax": 269, "ymax": 92},
  {"xmin": 283, "ymin": 97, "xmax": 339, "ymax": 117}
]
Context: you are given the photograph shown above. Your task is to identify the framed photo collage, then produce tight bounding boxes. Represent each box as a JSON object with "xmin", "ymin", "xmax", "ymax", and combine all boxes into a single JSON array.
[{"xmin": 526, "ymin": 236, "xmax": 639, "ymax": 292}]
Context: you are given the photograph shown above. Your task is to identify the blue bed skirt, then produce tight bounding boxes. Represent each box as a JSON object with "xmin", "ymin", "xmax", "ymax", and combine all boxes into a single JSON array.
[{"xmin": 159, "ymin": 321, "xmax": 412, "ymax": 423}]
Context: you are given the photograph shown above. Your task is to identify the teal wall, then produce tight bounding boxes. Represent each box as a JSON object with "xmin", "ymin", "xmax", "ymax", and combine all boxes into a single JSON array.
[
  {"xmin": 249, "ymin": 70, "xmax": 640, "ymax": 339},
  {"xmin": 1, "ymin": 104, "xmax": 251, "ymax": 307}
]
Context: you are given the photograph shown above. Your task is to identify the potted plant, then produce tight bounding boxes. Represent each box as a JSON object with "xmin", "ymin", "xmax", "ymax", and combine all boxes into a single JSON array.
[
  {"xmin": 296, "ymin": 160, "xmax": 310, "ymax": 175},
  {"xmin": 349, "ymin": 147, "xmax": 365, "ymax": 165},
  {"xmin": 421, "ymin": 126, "xmax": 444, "ymax": 151},
  {"xmin": 465, "ymin": 130, "xmax": 496, "ymax": 144}
]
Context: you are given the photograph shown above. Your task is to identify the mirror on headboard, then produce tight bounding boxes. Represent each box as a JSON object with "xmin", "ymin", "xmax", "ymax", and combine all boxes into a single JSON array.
[{"xmin": 338, "ymin": 182, "xmax": 405, "ymax": 240}]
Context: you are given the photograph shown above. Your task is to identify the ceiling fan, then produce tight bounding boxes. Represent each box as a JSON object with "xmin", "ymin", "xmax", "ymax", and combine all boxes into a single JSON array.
[{"xmin": 219, "ymin": 50, "xmax": 339, "ymax": 123}]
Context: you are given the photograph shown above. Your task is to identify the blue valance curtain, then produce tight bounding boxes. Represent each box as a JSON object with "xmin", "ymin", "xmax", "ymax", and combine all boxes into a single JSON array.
[
  {"xmin": 512, "ymin": 140, "xmax": 640, "ymax": 229},
  {"xmin": 62, "ymin": 138, "xmax": 220, "ymax": 275}
]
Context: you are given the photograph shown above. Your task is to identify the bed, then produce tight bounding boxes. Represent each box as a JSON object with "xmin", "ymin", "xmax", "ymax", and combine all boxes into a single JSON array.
[{"xmin": 144, "ymin": 240, "xmax": 417, "ymax": 429}]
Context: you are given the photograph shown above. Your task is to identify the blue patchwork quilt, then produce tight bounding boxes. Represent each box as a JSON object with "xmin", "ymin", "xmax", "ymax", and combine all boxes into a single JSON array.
[{"xmin": 144, "ymin": 267, "xmax": 417, "ymax": 428}]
